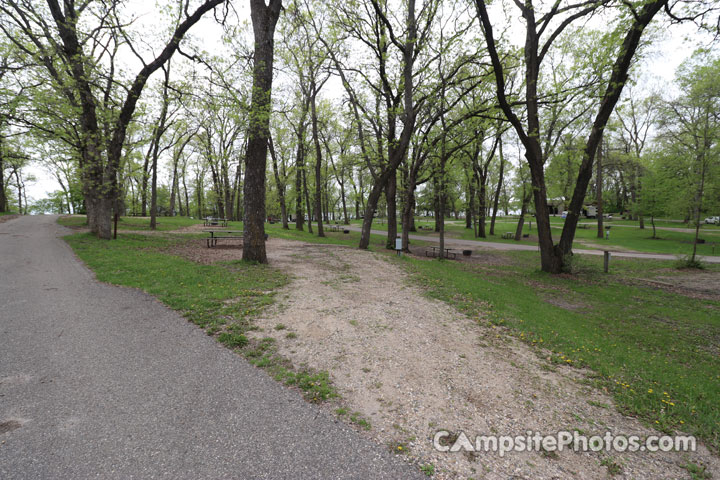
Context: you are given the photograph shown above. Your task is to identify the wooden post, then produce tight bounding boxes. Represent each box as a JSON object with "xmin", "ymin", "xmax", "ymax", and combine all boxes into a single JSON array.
[
  {"xmin": 114, "ymin": 213, "xmax": 118, "ymax": 240},
  {"xmin": 604, "ymin": 250, "xmax": 611, "ymax": 273}
]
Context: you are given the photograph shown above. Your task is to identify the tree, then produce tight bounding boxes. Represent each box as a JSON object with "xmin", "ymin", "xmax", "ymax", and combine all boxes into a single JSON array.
[
  {"xmin": 0, "ymin": 0, "xmax": 225, "ymax": 238},
  {"xmin": 473, "ymin": 0, "xmax": 672, "ymax": 272},
  {"xmin": 243, "ymin": 0, "xmax": 283, "ymax": 263},
  {"xmin": 658, "ymin": 50, "xmax": 720, "ymax": 263}
]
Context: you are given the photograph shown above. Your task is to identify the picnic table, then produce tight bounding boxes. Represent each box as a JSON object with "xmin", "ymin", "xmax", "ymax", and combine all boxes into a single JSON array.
[
  {"xmin": 502, "ymin": 232, "xmax": 514, "ymax": 239},
  {"xmin": 328, "ymin": 224, "xmax": 341, "ymax": 232},
  {"xmin": 425, "ymin": 246, "xmax": 456, "ymax": 259},
  {"xmin": 204, "ymin": 230, "xmax": 243, "ymax": 248},
  {"xmin": 204, "ymin": 217, "xmax": 228, "ymax": 227}
]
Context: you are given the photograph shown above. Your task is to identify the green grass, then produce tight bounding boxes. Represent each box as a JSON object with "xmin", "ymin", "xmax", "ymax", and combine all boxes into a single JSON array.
[
  {"xmin": 393, "ymin": 250, "xmax": 720, "ymax": 452},
  {"xmin": 63, "ymin": 230, "xmax": 336, "ymax": 404},
  {"xmin": 0, "ymin": 211, "xmax": 17, "ymax": 216},
  {"xmin": 58, "ymin": 215, "xmax": 204, "ymax": 231},
  {"xmin": 349, "ymin": 216, "xmax": 720, "ymax": 257}
]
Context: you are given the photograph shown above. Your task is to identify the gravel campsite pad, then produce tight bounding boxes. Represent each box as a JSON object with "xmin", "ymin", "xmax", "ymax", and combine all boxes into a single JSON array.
[{"xmin": 173, "ymin": 237, "xmax": 719, "ymax": 479}]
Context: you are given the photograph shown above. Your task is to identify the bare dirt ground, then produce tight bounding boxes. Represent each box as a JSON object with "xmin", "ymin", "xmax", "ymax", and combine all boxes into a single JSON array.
[
  {"xmin": 642, "ymin": 271, "xmax": 720, "ymax": 301},
  {"xmin": 0, "ymin": 214, "xmax": 19, "ymax": 224},
  {"xmin": 170, "ymin": 237, "xmax": 719, "ymax": 479}
]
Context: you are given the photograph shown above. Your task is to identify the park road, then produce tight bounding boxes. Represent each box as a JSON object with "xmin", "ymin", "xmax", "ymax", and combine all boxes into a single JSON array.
[{"xmin": 0, "ymin": 215, "xmax": 422, "ymax": 479}]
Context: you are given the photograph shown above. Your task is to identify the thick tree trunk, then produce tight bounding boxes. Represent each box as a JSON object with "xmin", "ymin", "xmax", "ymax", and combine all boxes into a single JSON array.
[
  {"xmin": 401, "ymin": 170, "xmax": 417, "ymax": 251},
  {"xmin": 596, "ymin": 139, "xmax": 604, "ymax": 238},
  {"xmin": 242, "ymin": 0, "xmax": 281, "ymax": 263}
]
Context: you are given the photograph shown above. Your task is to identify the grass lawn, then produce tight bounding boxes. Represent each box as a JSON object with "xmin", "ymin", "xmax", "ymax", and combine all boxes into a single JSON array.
[
  {"xmin": 63, "ymin": 216, "xmax": 720, "ymax": 453},
  {"xmin": 396, "ymin": 252, "xmax": 720, "ymax": 452},
  {"xmin": 58, "ymin": 215, "xmax": 204, "ymax": 231},
  {"xmin": 350, "ymin": 216, "xmax": 720, "ymax": 257}
]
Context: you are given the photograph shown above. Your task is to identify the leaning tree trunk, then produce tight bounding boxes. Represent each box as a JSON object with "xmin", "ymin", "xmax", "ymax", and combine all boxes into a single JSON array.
[
  {"xmin": 243, "ymin": 0, "xmax": 282, "ymax": 263},
  {"xmin": 515, "ymin": 187, "xmax": 530, "ymax": 240},
  {"xmin": 490, "ymin": 139, "xmax": 505, "ymax": 236}
]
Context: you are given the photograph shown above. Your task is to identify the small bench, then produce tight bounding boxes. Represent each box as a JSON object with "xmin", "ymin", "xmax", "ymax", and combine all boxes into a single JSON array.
[
  {"xmin": 425, "ymin": 246, "xmax": 456, "ymax": 259},
  {"xmin": 205, "ymin": 230, "xmax": 243, "ymax": 248}
]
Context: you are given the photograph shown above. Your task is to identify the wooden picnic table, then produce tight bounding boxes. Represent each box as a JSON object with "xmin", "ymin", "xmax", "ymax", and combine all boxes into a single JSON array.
[
  {"xmin": 502, "ymin": 232, "xmax": 514, "ymax": 239},
  {"xmin": 425, "ymin": 246, "xmax": 456, "ymax": 259},
  {"xmin": 204, "ymin": 217, "xmax": 228, "ymax": 227},
  {"xmin": 204, "ymin": 230, "xmax": 243, "ymax": 248}
]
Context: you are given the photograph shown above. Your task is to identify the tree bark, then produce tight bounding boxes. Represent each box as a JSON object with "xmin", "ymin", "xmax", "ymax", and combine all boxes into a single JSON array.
[
  {"xmin": 0, "ymin": 146, "xmax": 6, "ymax": 212},
  {"xmin": 243, "ymin": 0, "xmax": 282, "ymax": 263},
  {"xmin": 310, "ymin": 88, "xmax": 325, "ymax": 237},
  {"xmin": 490, "ymin": 137, "xmax": 504, "ymax": 235},
  {"xmin": 385, "ymin": 169, "xmax": 397, "ymax": 248},
  {"xmin": 269, "ymin": 135, "xmax": 288, "ymax": 229},
  {"xmin": 596, "ymin": 139, "xmax": 604, "ymax": 238}
]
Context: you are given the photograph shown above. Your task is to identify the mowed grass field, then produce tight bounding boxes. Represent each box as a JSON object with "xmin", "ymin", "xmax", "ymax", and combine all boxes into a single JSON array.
[{"xmin": 63, "ymin": 216, "xmax": 720, "ymax": 452}]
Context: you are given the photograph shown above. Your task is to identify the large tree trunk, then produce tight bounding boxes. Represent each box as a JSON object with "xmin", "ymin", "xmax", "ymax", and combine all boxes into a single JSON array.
[
  {"xmin": 243, "ymin": 0, "xmax": 281, "ymax": 262},
  {"xmin": 596, "ymin": 139, "xmax": 604, "ymax": 238},
  {"xmin": 401, "ymin": 169, "xmax": 418, "ymax": 251},
  {"xmin": 238, "ymin": 0, "xmax": 279, "ymax": 260}
]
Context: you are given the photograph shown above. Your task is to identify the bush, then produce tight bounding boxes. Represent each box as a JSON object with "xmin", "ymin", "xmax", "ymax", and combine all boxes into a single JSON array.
[{"xmin": 675, "ymin": 255, "xmax": 705, "ymax": 270}]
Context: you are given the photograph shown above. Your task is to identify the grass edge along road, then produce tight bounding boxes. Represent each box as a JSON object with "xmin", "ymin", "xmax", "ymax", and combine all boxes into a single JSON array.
[
  {"xmin": 62, "ymin": 217, "xmax": 720, "ymax": 455},
  {"xmin": 63, "ymin": 232, "xmax": 339, "ymax": 403}
]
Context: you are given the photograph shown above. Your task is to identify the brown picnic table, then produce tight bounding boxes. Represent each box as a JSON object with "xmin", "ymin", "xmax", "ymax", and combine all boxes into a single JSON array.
[
  {"xmin": 204, "ymin": 230, "xmax": 243, "ymax": 248},
  {"xmin": 204, "ymin": 217, "xmax": 228, "ymax": 227},
  {"xmin": 425, "ymin": 246, "xmax": 456, "ymax": 259}
]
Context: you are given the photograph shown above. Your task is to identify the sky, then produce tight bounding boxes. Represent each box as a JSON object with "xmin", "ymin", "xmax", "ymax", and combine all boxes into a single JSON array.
[{"xmin": 19, "ymin": 3, "xmax": 710, "ymax": 206}]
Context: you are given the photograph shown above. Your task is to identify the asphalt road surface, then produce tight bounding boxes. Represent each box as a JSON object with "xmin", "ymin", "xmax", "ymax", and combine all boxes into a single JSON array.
[{"xmin": 0, "ymin": 215, "xmax": 422, "ymax": 479}]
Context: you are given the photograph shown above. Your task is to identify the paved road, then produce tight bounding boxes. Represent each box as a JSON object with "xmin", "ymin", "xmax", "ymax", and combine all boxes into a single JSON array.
[
  {"xmin": 0, "ymin": 215, "xmax": 422, "ymax": 479},
  {"xmin": 346, "ymin": 225, "xmax": 720, "ymax": 264}
]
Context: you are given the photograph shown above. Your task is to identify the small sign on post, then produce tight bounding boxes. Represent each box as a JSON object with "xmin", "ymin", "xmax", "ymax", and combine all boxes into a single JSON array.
[
  {"xmin": 604, "ymin": 250, "xmax": 611, "ymax": 273},
  {"xmin": 395, "ymin": 236, "xmax": 402, "ymax": 256}
]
